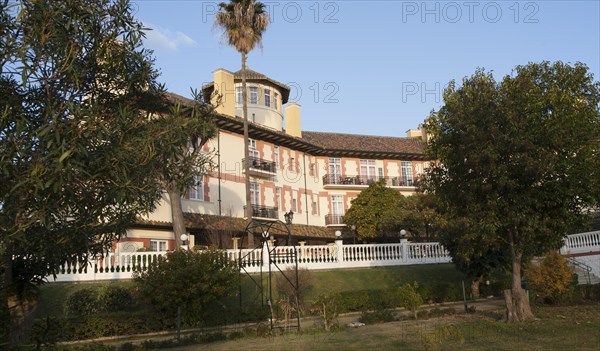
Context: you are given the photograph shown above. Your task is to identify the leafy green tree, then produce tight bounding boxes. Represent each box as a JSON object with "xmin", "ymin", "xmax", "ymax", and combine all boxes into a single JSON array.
[
  {"xmin": 133, "ymin": 249, "xmax": 238, "ymax": 324},
  {"xmin": 381, "ymin": 193, "xmax": 447, "ymax": 242},
  {"xmin": 397, "ymin": 282, "xmax": 423, "ymax": 319},
  {"xmin": 344, "ymin": 180, "xmax": 405, "ymax": 240},
  {"xmin": 424, "ymin": 62, "xmax": 600, "ymax": 321},
  {"xmin": 151, "ymin": 93, "xmax": 217, "ymax": 248},
  {"xmin": 0, "ymin": 0, "xmax": 208, "ymax": 345},
  {"xmin": 441, "ymin": 218, "xmax": 506, "ymax": 299},
  {"xmin": 215, "ymin": 0, "xmax": 269, "ymax": 247}
]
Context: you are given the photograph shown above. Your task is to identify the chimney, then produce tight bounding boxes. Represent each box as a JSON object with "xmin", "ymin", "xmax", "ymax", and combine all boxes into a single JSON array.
[
  {"xmin": 212, "ymin": 68, "xmax": 235, "ymax": 116},
  {"xmin": 405, "ymin": 128, "xmax": 423, "ymax": 138},
  {"xmin": 285, "ymin": 102, "xmax": 302, "ymax": 138}
]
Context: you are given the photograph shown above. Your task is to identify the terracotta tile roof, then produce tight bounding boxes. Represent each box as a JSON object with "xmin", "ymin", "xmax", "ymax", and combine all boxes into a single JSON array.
[
  {"xmin": 164, "ymin": 94, "xmax": 428, "ymax": 160},
  {"xmin": 302, "ymin": 131, "xmax": 425, "ymax": 157},
  {"xmin": 135, "ymin": 214, "xmax": 337, "ymax": 240}
]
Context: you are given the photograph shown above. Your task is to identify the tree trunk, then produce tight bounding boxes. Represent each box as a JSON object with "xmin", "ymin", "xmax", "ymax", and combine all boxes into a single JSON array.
[
  {"xmin": 167, "ymin": 184, "xmax": 186, "ymax": 249},
  {"xmin": 2, "ymin": 243, "xmax": 14, "ymax": 349},
  {"xmin": 471, "ymin": 276, "xmax": 481, "ymax": 299},
  {"xmin": 504, "ymin": 235, "xmax": 535, "ymax": 322},
  {"xmin": 241, "ymin": 52, "xmax": 254, "ymax": 247}
]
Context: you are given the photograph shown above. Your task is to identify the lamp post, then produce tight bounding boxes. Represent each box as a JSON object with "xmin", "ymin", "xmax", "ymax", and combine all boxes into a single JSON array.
[
  {"xmin": 284, "ymin": 210, "xmax": 294, "ymax": 225},
  {"xmin": 351, "ymin": 224, "xmax": 357, "ymax": 244},
  {"xmin": 180, "ymin": 233, "xmax": 189, "ymax": 251},
  {"xmin": 284, "ymin": 211, "xmax": 294, "ymax": 245}
]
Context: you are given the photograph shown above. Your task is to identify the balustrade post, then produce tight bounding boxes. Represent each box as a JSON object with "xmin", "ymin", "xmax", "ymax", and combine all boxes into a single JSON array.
[
  {"xmin": 559, "ymin": 237, "xmax": 568, "ymax": 255},
  {"xmin": 400, "ymin": 238, "xmax": 408, "ymax": 262},
  {"xmin": 335, "ymin": 239, "xmax": 344, "ymax": 263},
  {"xmin": 262, "ymin": 241, "xmax": 270, "ymax": 269}
]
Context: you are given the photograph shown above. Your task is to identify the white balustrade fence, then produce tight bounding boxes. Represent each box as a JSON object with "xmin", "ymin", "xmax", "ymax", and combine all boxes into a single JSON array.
[
  {"xmin": 52, "ymin": 252, "xmax": 166, "ymax": 282},
  {"xmin": 561, "ymin": 230, "xmax": 600, "ymax": 254},
  {"xmin": 49, "ymin": 232, "xmax": 600, "ymax": 282}
]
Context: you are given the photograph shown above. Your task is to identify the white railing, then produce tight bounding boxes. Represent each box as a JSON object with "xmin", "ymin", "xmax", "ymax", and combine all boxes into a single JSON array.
[
  {"xmin": 561, "ymin": 230, "xmax": 600, "ymax": 254},
  {"xmin": 51, "ymin": 252, "xmax": 166, "ymax": 282},
  {"xmin": 49, "ymin": 232, "xmax": 600, "ymax": 282}
]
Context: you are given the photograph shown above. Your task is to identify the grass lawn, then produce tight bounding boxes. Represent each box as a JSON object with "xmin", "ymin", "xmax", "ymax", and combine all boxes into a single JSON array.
[
  {"xmin": 306, "ymin": 264, "xmax": 466, "ymax": 297},
  {"xmin": 165, "ymin": 304, "xmax": 600, "ymax": 351}
]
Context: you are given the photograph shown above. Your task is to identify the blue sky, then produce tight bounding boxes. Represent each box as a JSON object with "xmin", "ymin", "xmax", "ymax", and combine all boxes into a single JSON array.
[{"xmin": 135, "ymin": 0, "xmax": 600, "ymax": 137}]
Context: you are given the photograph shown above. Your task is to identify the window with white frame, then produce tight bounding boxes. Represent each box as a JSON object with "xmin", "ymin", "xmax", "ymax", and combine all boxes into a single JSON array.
[
  {"xmin": 264, "ymin": 89, "xmax": 271, "ymax": 107},
  {"xmin": 248, "ymin": 138, "xmax": 259, "ymax": 159},
  {"xmin": 249, "ymin": 86, "xmax": 258, "ymax": 104},
  {"xmin": 275, "ymin": 187, "xmax": 281, "ymax": 209},
  {"xmin": 236, "ymin": 87, "xmax": 243, "ymax": 104},
  {"xmin": 150, "ymin": 240, "xmax": 168, "ymax": 252},
  {"xmin": 274, "ymin": 145, "xmax": 279, "ymax": 168},
  {"xmin": 378, "ymin": 167, "xmax": 384, "ymax": 179},
  {"xmin": 292, "ymin": 197, "xmax": 297, "ymax": 212},
  {"xmin": 331, "ymin": 195, "xmax": 344, "ymax": 216},
  {"xmin": 188, "ymin": 175, "xmax": 204, "ymax": 201},
  {"xmin": 312, "ymin": 195, "xmax": 318, "ymax": 215},
  {"xmin": 274, "ymin": 92, "xmax": 279, "ymax": 109},
  {"xmin": 250, "ymin": 182, "xmax": 260, "ymax": 205},
  {"xmin": 329, "ymin": 158, "xmax": 341, "ymax": 180},
  {"xmin": 401, "ymin": 161, "xmax": 414, "ymax": 184},
  {"xmin": 360, "ymin": 159, "xmax": 377, "ymax": 181}
]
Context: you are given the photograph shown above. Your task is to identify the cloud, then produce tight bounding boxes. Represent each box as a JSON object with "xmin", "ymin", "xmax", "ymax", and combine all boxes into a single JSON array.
[{"xmin": 144, "ymin": 23, "xmax": 197, "ymax": 51}]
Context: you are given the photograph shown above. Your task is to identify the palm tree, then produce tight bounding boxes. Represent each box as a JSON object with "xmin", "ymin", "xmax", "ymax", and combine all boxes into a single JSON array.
[{"xmin": 215, "ymin": 0, "xmax": 269, "ymax": 247}]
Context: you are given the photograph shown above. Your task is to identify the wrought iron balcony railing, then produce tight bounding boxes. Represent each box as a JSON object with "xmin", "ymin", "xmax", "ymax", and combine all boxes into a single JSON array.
[
  {"xmin": 322, "ymin": 175, "xmax": 417, "ymax": 187},
  {"xmin": 325, "ymin": 214, "xmax": 345, "ymax": 226},
  {"xmin": 245, "ymin": 205, "xmax": 278, "ymax": 219},
  {"xmin": 243, "ymin": 156, "xmax": 277, "ymax": 174}
]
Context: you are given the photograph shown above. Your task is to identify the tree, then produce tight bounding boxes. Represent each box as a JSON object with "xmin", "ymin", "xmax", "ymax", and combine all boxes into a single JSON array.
[
  {"xmin": 424, "ymin": 62, "xmax": 600, "ymax": 321},
  {"xmin": 344, "ymin": 180, "xmax": 405, "ymax": 241},
  {"xmin": 525, "ymin": 251, "xmax": 574, "ymax": 304},
  {"xmin": 440, "ymin": 218, "xmax": 506, "ymax": 299},
  {"xmin": 0, "ymin": 0, "xmax": 203, "ymax": 345},
  {"xmin": 381, "ymin": 193, "xmax": 447, "ymax": 242},
  {"xmin": 397, "ymin": 282, "xmax": 423, "ymax": 320},
  {"xmin": 133, "ymin": 249, "xmax": 238, "ymax": 324},
  {"xmin": 215, "ymin": 0, "xmax": 269, "ymax": 247},
  {"xmin": 151, "ymin": 93, "xmax": 217, "ymax": 248}
]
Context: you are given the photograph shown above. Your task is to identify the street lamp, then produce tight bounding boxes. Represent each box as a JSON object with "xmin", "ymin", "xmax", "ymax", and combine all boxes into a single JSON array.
[
  {"xmin": 284, "ymin": 210, "xmax": 294, "ymax": 225},
  {"xmin": 351, "ymin": 224, "xmax": 357, "ymax": 244},
  {"xmin": 284, "ymin": 211, "xmax": 294, "ymax": 245},
  {"xmin": 180, "ymin": 233, "xmax": 189, "ymax": 250},
  {"xmin": 335, "ymin": 230, "xmax": 342, "ymax": 238},
  {"xmin": 400, "ymin": 229, "xmax": 407, "ymax": 237}
]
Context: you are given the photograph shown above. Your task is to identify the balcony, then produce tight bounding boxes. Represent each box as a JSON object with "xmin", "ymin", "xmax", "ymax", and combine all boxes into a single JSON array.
[
  {"xmin": 325, "ymin": 214, "xmax": 345, "ymax": 226},
  {"xmin": 245, "ymin": 205, "xmax": 278, "ymax": 220},
  {"xmin": 322, "ymin": 175, "xmax": 417, "ymax": 188},
  {"xmin": 243, "ymin": 156, "xmax": 277, "ymax": 178}
]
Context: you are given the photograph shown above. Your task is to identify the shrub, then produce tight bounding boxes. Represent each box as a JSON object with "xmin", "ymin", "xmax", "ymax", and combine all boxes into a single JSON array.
[
  {"xmin": 526, "ymin": 251, "xmax": 575, "ymax": 304},
  {"xmin": 31, "ymin": 313, "xmax": 171, "ymax": 342},
  {"xmin": 133, "ymin": 249, "xmax": 238, "ymax": 325},
  {"xmin": 398, "ymin": 282, "xmax": 423, "ymax": 319},
  {"xmin": 275, "ymin": 268, "xmax": 313, "ymax": 316},
  {"xmin": 313, "ymin": 292, "xmax": 340, "ymax": 331},
  {"xmin": 30, "ymin": 316, "xmax": 67, "ymax": 348},
  {"xmin": 359, "ymin": 309, "xmax": 395, "ymax": 324},
  {"xmin": 336, "ymin": 290, "xmax": 370, "ymax": 312},
  {"xmin": 97, "ymin": 285, "xmax": 135, "ymax": 312},
  {"xmin": 64, "ymin": 288, "xmax": 99, "ymax": 316}
]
